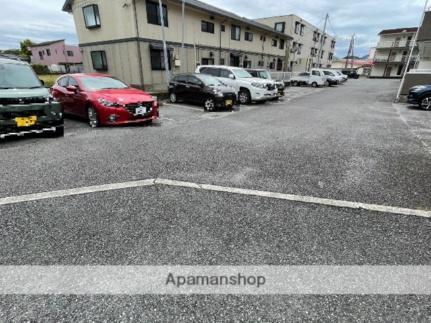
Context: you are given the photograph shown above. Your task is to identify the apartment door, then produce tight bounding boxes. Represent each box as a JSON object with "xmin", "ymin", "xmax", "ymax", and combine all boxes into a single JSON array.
[
  {"xmin": 384, "ymin": 66, "xmax": 392, "ymax": 77},
  {"xmin": 230, "ymin": 54, "xmax": 240, "ymax": 67}
]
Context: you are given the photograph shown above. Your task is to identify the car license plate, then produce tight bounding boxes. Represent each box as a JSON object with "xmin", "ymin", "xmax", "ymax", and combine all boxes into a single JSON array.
[
  {"xmin": 225, "ymin": 100, "xmax": 233, "ymax": 106},
  {"xmin": 15, "ymin": 116, "xmax": 37, "ymax": 127},
  {"xmin": 135, "ymin": 106, "xmax": 147, "ymax": 115}
]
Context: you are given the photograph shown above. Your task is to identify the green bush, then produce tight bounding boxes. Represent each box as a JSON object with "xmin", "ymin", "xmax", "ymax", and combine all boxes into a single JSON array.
[{"xmin": 31, "ymin": 64, "xmax": 50, "ymax": 75}]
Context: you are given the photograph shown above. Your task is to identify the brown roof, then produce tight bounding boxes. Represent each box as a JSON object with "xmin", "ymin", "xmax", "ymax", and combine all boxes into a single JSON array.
[
  {"xmin": 378, "ymin": 27, "xmax": 418, "ymax": 35},
  {"xmin": 30, "ymin": 39, "xmax": 65, "ymax": 48}
]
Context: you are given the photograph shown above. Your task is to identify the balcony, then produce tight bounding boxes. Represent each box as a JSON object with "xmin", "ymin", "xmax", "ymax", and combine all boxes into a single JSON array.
[
  {"xmin": 374, "ymin": 55, "xmax": 418, "ymax": 64},
  {"xmin": 376, "ymin": 40, "xmax": 413, "ymax": 49}
]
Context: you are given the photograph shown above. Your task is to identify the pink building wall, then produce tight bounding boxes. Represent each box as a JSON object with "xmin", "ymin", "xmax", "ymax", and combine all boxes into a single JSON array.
[{"xmin": 30, "ymin": 40, "xmax": 82, "ymax": 66}]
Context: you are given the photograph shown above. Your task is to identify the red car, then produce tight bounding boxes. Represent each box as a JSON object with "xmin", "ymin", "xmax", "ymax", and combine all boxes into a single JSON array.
[{"xmin": 51, "ymin": 73, "xmax": 159, "ymax": 127}]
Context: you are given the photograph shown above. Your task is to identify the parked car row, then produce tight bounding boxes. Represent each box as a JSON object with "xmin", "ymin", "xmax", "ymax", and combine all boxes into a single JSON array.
[
  {"xmin": 290, "ymin": 68, "xmax": 348, "ymax": 88},
  {"xmin": 0, "ymin": 57, "xmax": 160, "ymax": 139}
]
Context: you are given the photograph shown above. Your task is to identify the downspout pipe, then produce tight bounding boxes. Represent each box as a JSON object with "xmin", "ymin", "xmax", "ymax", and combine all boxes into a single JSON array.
[{"xmin": 132, "ymin": 0, "xmax": 145, "ymax": 89}]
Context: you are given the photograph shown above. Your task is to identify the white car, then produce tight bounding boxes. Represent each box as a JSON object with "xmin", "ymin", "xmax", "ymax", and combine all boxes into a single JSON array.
[
  {"xmin": 290, "ymin": 71, "xmax": 326, "ymax": 87},
  {"xmin": 332, "ymin": 70, "xmax": 348, "ymax": 83},
  {"xmin": 195, "ymin": 65, "xmax": 278, "ymax": 104}
]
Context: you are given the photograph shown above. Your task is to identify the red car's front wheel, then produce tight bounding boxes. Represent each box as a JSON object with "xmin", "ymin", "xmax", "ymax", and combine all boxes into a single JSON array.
[{"xmin": 87, "ymin": 105, "xmax": 100, "ymax": 128}]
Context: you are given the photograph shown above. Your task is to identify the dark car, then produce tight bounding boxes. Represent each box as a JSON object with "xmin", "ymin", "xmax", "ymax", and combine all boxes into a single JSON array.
[
  {"xmin": 51, "ymin": 74, "xmax": 159, "ymax": 128},
  {"xmin": 168, "ymin": 73, "xmax": 237, "ymax": 111},
  {"xmin": 407, "ymin": 85, "xmax": 431, "ymax": 110},
  {"xmin": 0, "ymin": 57, "xmax": 63, "ymax": 139},
  {"xmin": 341, "ymin": 69, "xmax": 360, "ymax": 79}
]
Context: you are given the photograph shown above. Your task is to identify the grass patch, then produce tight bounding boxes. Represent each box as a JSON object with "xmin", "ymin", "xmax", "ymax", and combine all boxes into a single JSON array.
[{"xmin": 38, "ymin": 74, "xmax": 60, "ymax": 88}]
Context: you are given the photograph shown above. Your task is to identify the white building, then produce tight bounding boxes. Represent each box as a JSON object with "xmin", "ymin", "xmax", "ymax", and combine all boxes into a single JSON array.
[{"xmin": 255, "ymin": 14, "xmax": 336, "ymax": 72}]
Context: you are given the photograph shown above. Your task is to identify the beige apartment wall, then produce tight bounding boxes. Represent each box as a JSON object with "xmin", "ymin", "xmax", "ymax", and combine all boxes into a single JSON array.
[
  {"xmin": 81, "ymin": 42, "xmax": 142, "ymax": 86},
  {"xmin": 71, "ymin": 0, "xmax": 135, "ymax": 44},
  {"xmin": 135, "ymin": 0, "xmax": 287, "ymax": 56},
  {"xmin": 82, "ymin": 41, "xmax": 284, "ymax": 92},
  {"xmin": 256, "ymin": 15, "xmax": 336, "ymax": 72},
  {"xmin": 71, "ymin": 0, "xmax": 287, "ymax": 57}
]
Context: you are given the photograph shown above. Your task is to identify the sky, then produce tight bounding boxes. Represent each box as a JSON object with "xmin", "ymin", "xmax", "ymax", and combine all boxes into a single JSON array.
[{"xmin": 0, "ymin": 0, "xmax": 427, "ymax": 58}]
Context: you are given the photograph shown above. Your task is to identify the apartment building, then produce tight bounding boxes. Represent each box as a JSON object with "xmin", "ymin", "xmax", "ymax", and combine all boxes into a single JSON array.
[
  {"xmin": 30, "ymin": 39, "xmax": 83, "ymax": 73},
  {"xmin": 370, "ymin": 27, "xmax": 418, "ymax": 78},
  {"xmin": 399, "ymin": 10, "xmax": 431, "ymax": 95},
  {"xmin": 63, "ymin": 0, "xmax": 291, "ymax": 91},
  {"xmin": 255, "ymin": 14, "xmax": 336, "ymax": 72}
]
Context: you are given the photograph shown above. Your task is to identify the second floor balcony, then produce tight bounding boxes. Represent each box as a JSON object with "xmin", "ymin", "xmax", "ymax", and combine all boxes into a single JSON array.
[
  {"xmin": 376, "ymin": 39, "xmax": 414, "ymax": 49},
  {"xmin": 374, "ymin": 55, "xmax": 418, "ymax": 64}
]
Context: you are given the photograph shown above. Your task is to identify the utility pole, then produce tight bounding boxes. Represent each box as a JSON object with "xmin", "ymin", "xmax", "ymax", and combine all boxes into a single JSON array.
[
  {"xmin": 317, "ymin": 13, "xmax": 329, "ymax": 67},
  {"xmin": 181, "ymin": 0, "xmax": 186, "ymax": 73},
  {"xmin": 158, "ymin": 0, "xmax": 170, "ymax": 86},
  {"xmin": 345, "ymin": 34, "xmax": 355, "ymax": 68},
  {"xmin": 396, "ymin": 0, "xmax": 429, "ymax": 101},
  {"xmin": 351, "ymin": 35, "xmax": 355, "ymax": 69}
]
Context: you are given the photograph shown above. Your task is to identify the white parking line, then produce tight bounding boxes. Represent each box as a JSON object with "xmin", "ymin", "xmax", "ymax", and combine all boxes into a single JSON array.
[
  {"xmin": 0, "ymin": 179, "xmax": 155, "ymax": 206},
  {"xmin": 0, "ymin": 178, "xmax": 430, "ymax": 218}
]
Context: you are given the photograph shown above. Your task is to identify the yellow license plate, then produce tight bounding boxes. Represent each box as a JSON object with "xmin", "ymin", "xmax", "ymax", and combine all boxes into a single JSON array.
[
  {"xmin": 15, "ymin": 116, "xmax": 37, "ymax": 127},
  {"xmin": 225, "ymin": 100, "xmax": 233, "ymax": 106}
]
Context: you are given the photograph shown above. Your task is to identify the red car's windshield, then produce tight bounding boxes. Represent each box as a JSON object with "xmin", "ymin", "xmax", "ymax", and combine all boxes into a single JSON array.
[{"xmin": 79, "ymin": 76, "xmax": 129, "ymax": 91}]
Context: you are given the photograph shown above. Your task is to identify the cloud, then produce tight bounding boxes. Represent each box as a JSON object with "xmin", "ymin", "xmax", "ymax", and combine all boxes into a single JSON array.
[{"xmin": 0, "ymin": 0, "xmax": 426, "ymax": 57}]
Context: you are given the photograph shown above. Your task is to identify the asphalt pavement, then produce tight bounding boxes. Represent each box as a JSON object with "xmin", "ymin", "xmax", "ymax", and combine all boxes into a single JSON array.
[{"xmin": 0, "ymin": 79, "xmax": 430, "ymax": 321}]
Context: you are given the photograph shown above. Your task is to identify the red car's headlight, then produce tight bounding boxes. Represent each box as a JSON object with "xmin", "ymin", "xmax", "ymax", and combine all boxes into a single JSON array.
[{"xmin": 98, "ymin": 98, "xmax": 121, "ymax": 107}]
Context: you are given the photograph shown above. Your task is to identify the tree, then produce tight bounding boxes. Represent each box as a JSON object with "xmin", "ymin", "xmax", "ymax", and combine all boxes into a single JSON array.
[{"xmin": 20, "ymin": 39, "xmax": 34, "ymax": 58}]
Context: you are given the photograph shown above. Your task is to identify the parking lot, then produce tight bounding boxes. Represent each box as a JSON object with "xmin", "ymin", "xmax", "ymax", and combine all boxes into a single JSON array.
[{"xmin": 1, "ymin": 79, "xmax": 431, "ymax": 321}]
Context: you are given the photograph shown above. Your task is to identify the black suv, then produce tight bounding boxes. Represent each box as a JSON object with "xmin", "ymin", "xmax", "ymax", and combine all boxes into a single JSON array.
[
  {"xmin": 168, "ymin": 73, "xmax": 237, "ymax": 111},
  {"xmin": 341, "ymin": 69, "xmax": 360, "ymax": 79},
  {"xmin": 407, "ymin": 85, "xmax": 431, "ymax": 110}
]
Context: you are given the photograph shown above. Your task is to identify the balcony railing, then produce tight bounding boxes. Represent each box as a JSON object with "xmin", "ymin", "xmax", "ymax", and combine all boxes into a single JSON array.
[
  {"xmin": 376, "ymin": 40, "xmax": 414, "ymax": 49},
  {"xmin": 373, "ymin": 55, "xmax": 418, "ymax": 64}
]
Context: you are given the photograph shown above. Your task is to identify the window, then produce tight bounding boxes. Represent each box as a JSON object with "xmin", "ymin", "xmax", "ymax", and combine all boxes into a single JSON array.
[
  {"xmin": 243, "ymin": 60, "xmax": 251, "ymax": 68},
  {"xmin": 67, "ymin": 51, "xmax": 74, "ymax": 57},
  {"xmin": 245, "ymin": 32, "xmax": 253, "ymax": 41},
  {"xmin": 312, "ymin": 70, "xmax": 320, "ymax": 76},
  {"xmin": 201, "ymin": 58, "xmax": 214, "ymax": 65},
  {"xmin": 231, "ymin": 25, "xmax": 241, "ymax": 41},
  {"xmin": 146, "ymin": 0, "xmax": 168, "ymax": 26},
  {"xmin": 258, "ymin": 60, "xmax": 264, "ymax": 67},
  {"xmin": 201, "ymin": 20, "xmax": 214, "ymax": 33},
  {"xmin": 323, "ymin": 36, "xmax": 327, "ymax": 45},
  {"xmin": 274, "ymin": 22, "xmax": 285, "ymax": 33},
  {"xmin": 313, "ymin": 31, "xmax": 319, "ymax": 42},
  {"xmin": 279, "ymin": 39, "xmax": 285, "ymax": 50},
  {"xmin": 331, "ymin": 40, "xmax": 336, "ymax": 49},
  {"xmin": 200, "ymin": 67, "xmax": 220, "ymax": 77},
  {"xmin": 91, "ymin": 51, "xmax": 108, "ymax": 71},
  {"xmin": 294, "ymin": 22, "xmax": 300, "ymax": 34},
  {"xmin": 328, "ymin": 53, "xmax": 333, "ymax": 60},
  {"xmin": 173, "ymin": 75, "xmax": 187, "ymax": 83},
  {"xmin": 83, "ymin": 4, "xmax": 101, "ymax": 29},
  {"xmin": 57, "ymin": 76, "xmax": 69, "ymax": 87},
  {"xmin": 272, "ymin": 39, "xmax": 278, "ymax": 47},
  {"xmin": 220, "ymin": 68, "xmax": 232, "ymax": 78},
  {"xmin": 46, "ymin": 49, "xmax": 51, "ymax": 56},
  {"xmin": 39, "ymin": 51, "xmax": 43, "ymax": 60},
  {"xmin": 187, "ymin": 76, "xmax": 203, "ymax": 86},
  {"xmin": 320, "ymin": 50, "xmax": 324, "ymax": 59},
  {"xmin": 220, "ymin": 58, "xmax": 225, "ymax": 65},
  {"xmin": 68, "ymin": 77, "xmax": 79, "ymax": 87},
  {"xmin": 297, "ymin": 44, "xmax": 303, "ymax": 55},
  {"xmin": 300, "ymin": 24, "xmax": 305, "ymax": 36},
  {"xmin": 221, "ymin": 25, "xmax": 225, "ymax": 32},
  {"xmin": 150, "ymin": 48, "xmax": 171, "ymax": 70}
]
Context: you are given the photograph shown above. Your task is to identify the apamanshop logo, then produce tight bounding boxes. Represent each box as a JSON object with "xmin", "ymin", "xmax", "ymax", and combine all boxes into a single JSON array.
[{"xmin": 166, "ymin": 273, "xmax": 266, "ymax": 288}]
